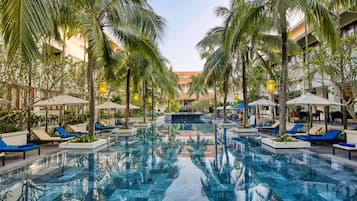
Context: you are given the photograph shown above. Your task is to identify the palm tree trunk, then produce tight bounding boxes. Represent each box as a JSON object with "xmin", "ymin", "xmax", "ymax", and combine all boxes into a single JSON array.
[
  {"xmin": 142, "ymin": 80, "xmax": 147, "ymax": 123},
  {"xmin": 278, "ymin": 13, "xmax": 288, "ymax": 135},
  {"xmin": 125, "ymin": 67, "xmax": 131, "ymax": 128},
  {"xmin": 87, "ymin": 49, "xmax": 95, "ymax": 136},
  {"xmin": 223, "ymin": 92, "xmax": 227, "ymax": 122},
  {"xmin": 27, "ymin": 64, "xmax": 32, "ymax": 138},
  {"xmin": 151, "ymin": 81, "xmax": 154, "ymax": 121},
  {"xmin": 223, "ymin": 74, "xmax": 229, "ymax": 122},
  {"xmin": 213, "ymin": 82, "xmax": 217, "ymax": 120},
  {"xmin": 242, "ymin": 52, "xmax": 248, "ymax": 127}
]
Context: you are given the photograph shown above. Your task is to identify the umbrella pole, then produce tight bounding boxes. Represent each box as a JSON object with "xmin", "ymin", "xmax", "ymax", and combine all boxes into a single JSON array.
[
  {"xmin": 63, "ymin": 105, "xmax": 66, "ymax": 127},
  {"xmin": 307, "ymin": 104, "xmax": 310, "ymax": 134},
  {"xmin": 272, "ymin": 106, "xmax": 275, "ymax": 124},
  {"xmin": 45, "ymin": 106, "xmax": 48, "ymax": 132}
]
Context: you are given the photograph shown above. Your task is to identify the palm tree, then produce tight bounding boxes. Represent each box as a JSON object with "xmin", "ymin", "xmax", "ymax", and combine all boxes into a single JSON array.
[
  {"xmin": 188, "ymin": 75, "xmax": 207, "ymax": 100},
  {"xmin": 64, "ymin": 0, "xmax": 165, "ymax": 134},
  {"xmin": 0, "ymin": 0, "xmax": 54, "ymax": 136},
  {"xmin": 203, "ymin": 46, "xmax": 233, "ymax": 122},
  {"xmin": 227, "ymin": 0, "xmax": 338, "ymax": 134},
  {"xmin": 0, "ymin": 0, "xmax": 165, "ymax": 135},
  {"xmin": 197, "ymin": 27, "xmax": 230, "ymax": 121}
]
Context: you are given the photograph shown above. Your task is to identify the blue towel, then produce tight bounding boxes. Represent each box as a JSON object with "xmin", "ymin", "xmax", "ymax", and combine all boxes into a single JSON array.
[{"xmin": 338, "ymin": 142, "xmax": 356, "ymax": 147}]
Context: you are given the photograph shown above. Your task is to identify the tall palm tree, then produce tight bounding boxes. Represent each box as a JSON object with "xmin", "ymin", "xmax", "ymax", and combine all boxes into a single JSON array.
[
  {"xmin": 227, "ymin": 0, "xmax": 338, "ymax": 134},
  {"xmin": 0, "ymin": 0, "xmax": 54, "ymax": 135},
  {"xmin": 202, "ymin": 45, "xmax": 233, "ymax": 122},
  {"xmin": 64, "ymin": 0, "xmax": 165, "ymax": 134},
  {"xmin": 0, "ymin": 0, "xmax": 165, "ymax": 136},
  {"xmin": 197, "ymin": 27, "xmax": 227, "ymax": 121},
  {"xmin": 188, "ymin": 75, "xmax": 207, "ymax": 100}
]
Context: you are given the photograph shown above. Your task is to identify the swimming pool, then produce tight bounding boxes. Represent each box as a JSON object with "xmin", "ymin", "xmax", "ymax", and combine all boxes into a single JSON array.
[{"xmin": 0, "ymin": 123, "xmax": 357, "ymax": 200}]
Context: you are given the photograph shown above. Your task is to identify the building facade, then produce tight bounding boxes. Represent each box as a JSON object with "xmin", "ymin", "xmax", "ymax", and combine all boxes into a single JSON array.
[{"xmin": 175, "ymin": 71, "xmax": 214, "ymax": 112}]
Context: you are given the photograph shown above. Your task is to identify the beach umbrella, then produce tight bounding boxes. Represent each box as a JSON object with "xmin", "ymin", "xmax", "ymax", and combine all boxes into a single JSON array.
[
  {"xmin": 248, "ymin": 98, "xmax": 277, "ymax": 106},
  {"xmin": 232, "ymin": 102, "xmax": 254, "ymax": 109},
  {"xmin": 96, "ymin": 101, "xmax": 122, "ymax": 109},
  {"xmin": 33, "ymin": 95, "xmax": 88, "ymax": 107},
  {"xmin": 286, "ymin": 93, "xmax": 341, "ymax": 106},
  {"xmin": 249, "ymin": 98, "xmax": 277, "ymax": 121},
  {"xmin": 33, "ymin": 95, "xmax": 88, "ymax": 127},
  {"xmin": 96, "ymin": 101, "xmax": 123, "ymax": 122},
  {"xmin": 286, "ymin": 93, "xmax": 342, "ymax": 133},
  {"xmin": 118, "ymin": 104, "xmax": 140, "ymax": 110}
]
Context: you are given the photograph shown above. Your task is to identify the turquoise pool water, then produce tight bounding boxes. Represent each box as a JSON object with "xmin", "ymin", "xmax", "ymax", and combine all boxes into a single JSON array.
[{"xmin": 0, "ymin": 123, "xmax": 357, "ymax": 200}]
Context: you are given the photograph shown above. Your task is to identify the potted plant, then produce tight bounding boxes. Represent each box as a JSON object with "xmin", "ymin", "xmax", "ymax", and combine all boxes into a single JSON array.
[{"xmin": 262, "ymin": 134, "xmax": 311, "ymax": 149}]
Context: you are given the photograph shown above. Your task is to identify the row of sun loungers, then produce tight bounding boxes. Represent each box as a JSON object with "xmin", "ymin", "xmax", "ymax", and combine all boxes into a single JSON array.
[
  {"xmin": 0, "ymin": 120, "xmax": 127, "ymax": 166},
  {"xmin": 254, "ymin": 120, "xmax": 357, "ymax": 160}
]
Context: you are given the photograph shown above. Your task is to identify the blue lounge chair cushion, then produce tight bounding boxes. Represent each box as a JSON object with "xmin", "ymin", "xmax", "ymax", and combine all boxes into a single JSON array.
[
  {"xmin": 18, "ymin": 144, "xmax": 36, "ymax": 148},
  {"xmin": 263, "ymin": 120, "xmax": 273, "ymax": 126},
  {"xmin": 95, "ymin": 123, "xmax": 116, "ymax": 130},
  {"xmin": 286, "ymin": 123, "xmax": 303, "ymax": 134},
  {"xmin": 297, "ymin": 129, "xmax": 341, "ymax": 141},
  {"xmin": 55, "ymin": 127, "xmax": 82, "ymax": 137},
  {"xmin": 338, "ymin": 142, "xmax": 356, "ymax": 147},
  {"xmin": 116, "ymin": 119, "xmax": 125, "ymax": 125},
  {"xmin": 0, "ymin": 139, "xmax": 39, "ymax": 151}
]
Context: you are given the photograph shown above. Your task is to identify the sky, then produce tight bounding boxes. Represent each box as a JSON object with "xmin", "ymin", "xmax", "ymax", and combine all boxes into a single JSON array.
[{"xmin": 149, "ymin": 0, "xmax": 229, "ymax": 72}]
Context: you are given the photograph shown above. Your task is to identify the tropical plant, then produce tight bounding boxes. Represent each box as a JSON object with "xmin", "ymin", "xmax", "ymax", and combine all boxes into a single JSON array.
[
  {"xmin": 0, "ymin": 0, "xmax": 54, "ymax": 135},
  {"xmin": 227, "ymin": 0, "xmax": 339, "ymax": 134},
  {"xmin": 188, "ymin": 75, "xmax": 207, "ymax": 100},
  {"xmin": 309, "ymin": 35, "xmax": 357, "ymax": 124},
  {"xmin": 197, "ymin": 26, "xmax": 234, "ymax": 122}
]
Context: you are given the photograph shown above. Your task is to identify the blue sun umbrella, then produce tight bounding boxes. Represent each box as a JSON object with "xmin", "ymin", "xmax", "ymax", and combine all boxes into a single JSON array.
[{"xmin": 232, "ymin": 102, "xmax": 254, "ymax": 109}]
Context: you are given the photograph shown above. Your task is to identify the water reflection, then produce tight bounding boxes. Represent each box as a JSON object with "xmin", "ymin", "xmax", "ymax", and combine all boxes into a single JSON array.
[{"xmin": 1, "ymin": 124, "xmax": 357, "ymax": 200}]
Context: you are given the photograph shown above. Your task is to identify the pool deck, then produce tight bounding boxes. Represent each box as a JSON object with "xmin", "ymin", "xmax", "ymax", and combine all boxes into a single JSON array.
[
  {"xmin": 1, "ymin": 131, "xmax": 357, "ymax": 172},
  {"xmin": 0, "ymin": 132, "xmax": 113, "ymax": 172}
]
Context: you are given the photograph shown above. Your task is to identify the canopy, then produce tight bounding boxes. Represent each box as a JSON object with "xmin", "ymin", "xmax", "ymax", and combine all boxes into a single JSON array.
[
  {"xmin": 0, "ymin": 98, "xmax": 10, "ymax": 104},
  {"xmin": 232, "ymin": 102, "xmax": 254, "ymax": 109},
  {"xmin": 33, "ymin": 95, "xmax": 88, "ymax": 107},
  {"xmin": 118, "ymin": 104, "xmax": 140, "ymax": 109},
  {"xmin": 249, "ymin": 98, "xmax": 277, "ymax": 106},
  {"xmin": 286, "ymin": 93, "xmax": 341, "ymax": 106},
  {"xmin": 96, "ymin": 101, "xmax": 122, "ymax": 109}
]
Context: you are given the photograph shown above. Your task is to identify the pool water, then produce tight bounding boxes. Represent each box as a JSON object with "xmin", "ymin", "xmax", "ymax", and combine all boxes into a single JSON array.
[{"xmin": 1, "ymin": 123, "xmax": 357, "ymax": 200}]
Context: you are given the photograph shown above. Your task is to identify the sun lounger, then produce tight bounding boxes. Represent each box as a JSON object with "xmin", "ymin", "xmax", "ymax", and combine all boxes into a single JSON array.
[
  {"xmin": 257, "ymin": 120, "xmax": 273, "ymax": 128},
  {"xmin": 296, "ymin": 129, "xmax": 341, "ymax": 143},
  {"xmin": 0, "ymin": 139, "xmax": 40, "ymax": 159},
  {"xmin": 265, "ymin": 123, "xmax": 303, "ymax": 135},
  {"xmin": 95, "ymin": 122, "xmax": 116, "ymax": 131},
  {"xmin": 54, "ymin": 126, "xmax": 83, "ymax": 138},
  {"xmin": 333, "ymin": 143, "xmax": 357, "ymax": 160},
  {"xmin": 286, "ymin": 123, "xmax": 304, "ymax": 134},
  {"xmin": 295, "ymin": 125, "xmax": 325, "ymax": 136},
  {"xmin": 257, "ymin": 121, "xmax": 280, "ymax": 133},
  {"xmin": 32, "ymin": 128, "xmax": 72, "ymax": 142},
  {"xmin": 67, "ymin": 125, "xmax": 89, "ymax": 134}
]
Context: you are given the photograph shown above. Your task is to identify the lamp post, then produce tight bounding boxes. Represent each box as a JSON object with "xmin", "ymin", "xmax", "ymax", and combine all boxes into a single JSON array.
[{"xmin": 266, "ymin": 80, "xmax": 275, "ymax": 122}]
